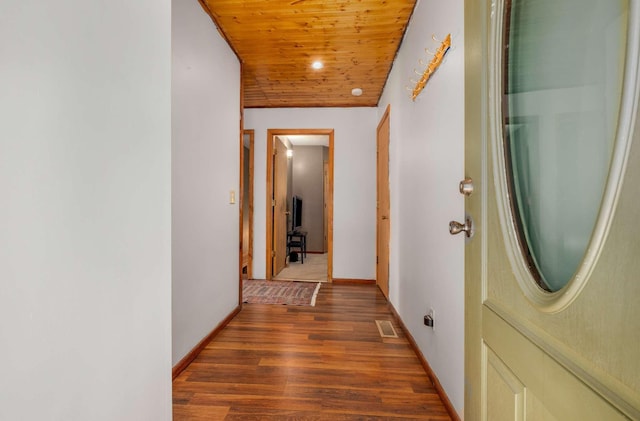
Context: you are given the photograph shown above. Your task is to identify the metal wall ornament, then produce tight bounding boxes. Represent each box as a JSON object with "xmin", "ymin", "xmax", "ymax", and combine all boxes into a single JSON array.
[{"xmin": 407, "ymin": 33, "xmax": 452, "ymax": 101}]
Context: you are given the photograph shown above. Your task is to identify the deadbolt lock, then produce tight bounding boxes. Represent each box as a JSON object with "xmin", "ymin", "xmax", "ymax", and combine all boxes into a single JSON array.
[{"xmin": 459, "ymin": 178, "xmax": 474, "ymax": 196}]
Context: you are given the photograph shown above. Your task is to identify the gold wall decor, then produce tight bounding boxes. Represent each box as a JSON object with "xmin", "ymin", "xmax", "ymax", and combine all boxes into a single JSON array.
[{"xmin": 409, "ymin": 33, "xmax": 451, "ymax": 101}]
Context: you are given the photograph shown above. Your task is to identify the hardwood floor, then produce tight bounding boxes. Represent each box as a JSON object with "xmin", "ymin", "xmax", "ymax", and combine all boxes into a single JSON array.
[{"xmin": 173, "ymin": 283, "xmax": 452, "ymax": 420}]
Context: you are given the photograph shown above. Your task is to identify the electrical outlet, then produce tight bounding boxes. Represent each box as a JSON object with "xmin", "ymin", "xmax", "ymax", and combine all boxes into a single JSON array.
[{"xmin": 423, "ymin": 308, "xmax": 435, "ymax": 330}]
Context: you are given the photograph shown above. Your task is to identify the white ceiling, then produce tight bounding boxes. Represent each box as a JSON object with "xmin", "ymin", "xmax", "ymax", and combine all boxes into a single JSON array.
[{"xmin": 284, "ymin": 135, "xmax": 329, "ymax": 147}]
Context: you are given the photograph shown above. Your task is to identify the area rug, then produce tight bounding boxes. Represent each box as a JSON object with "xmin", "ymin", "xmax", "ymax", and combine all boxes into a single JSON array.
[{"xmin": 242, "ymin": 279, "xmax": 321, "ymax": 306}]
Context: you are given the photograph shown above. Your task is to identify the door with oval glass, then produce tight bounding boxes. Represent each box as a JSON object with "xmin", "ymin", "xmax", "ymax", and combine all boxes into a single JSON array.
[{"xmin": 464, "ymin": 0, "xmax": 640, "ymax": 419}]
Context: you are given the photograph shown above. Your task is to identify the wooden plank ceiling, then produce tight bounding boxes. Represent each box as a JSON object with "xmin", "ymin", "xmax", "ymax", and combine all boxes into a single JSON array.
[{"xmin": 201, "ymin": 0, "xmax": 417, "ymax": 108}]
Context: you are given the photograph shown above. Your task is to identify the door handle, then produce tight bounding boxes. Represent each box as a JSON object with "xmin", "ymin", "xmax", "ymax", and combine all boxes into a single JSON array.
[
  {"xmin": 381, "ymin": 216, "xmax": 389, "ymax": 220},
  {"xmin": 449, "ymin": 217, "xmax": 473, "ymax": 237}
]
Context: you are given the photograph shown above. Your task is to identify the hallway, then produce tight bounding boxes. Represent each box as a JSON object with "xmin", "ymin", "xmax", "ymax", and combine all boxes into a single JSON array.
[
  {"xmin": 173, "ymin": 283, "xmax": 452, "ymax": 420},
  {"xmin": 274, "ymin": 253, "xmax": 329, "ymax": 282}
]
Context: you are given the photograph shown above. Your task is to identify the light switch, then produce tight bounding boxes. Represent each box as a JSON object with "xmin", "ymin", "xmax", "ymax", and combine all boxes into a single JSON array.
[{"xmin": 229, "ymin": 190, "xmax": 236, "ymax": 204}]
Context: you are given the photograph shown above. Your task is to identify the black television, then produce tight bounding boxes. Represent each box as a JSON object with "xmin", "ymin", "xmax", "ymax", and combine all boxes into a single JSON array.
[{"xmin": 291, "ymin": 196, "xmax": 303, "ymax": 232}]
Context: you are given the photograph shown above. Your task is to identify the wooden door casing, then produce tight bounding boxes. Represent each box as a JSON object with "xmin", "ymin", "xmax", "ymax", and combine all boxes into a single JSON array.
[{"xmin": 265, "ymin": 129, "xmax": 334, "ymax": 281}]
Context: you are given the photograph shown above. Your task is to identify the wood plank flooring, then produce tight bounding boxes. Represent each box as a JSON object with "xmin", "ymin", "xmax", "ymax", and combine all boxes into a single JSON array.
[{"xmin": 173, "ymin": 283, "xmax": 452, "ymax": 420}]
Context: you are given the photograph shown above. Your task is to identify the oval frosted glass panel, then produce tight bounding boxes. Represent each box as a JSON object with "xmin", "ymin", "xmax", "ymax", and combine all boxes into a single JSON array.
[{"xmin": 503, "ymin": 0, "xmax": 629, "ymax": 292}]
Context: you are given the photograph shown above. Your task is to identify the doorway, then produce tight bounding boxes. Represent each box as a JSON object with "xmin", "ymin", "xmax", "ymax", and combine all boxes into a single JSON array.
[
  {"xmin": 240, "ymin": 130, "xmax": 254, "ymax": 281},
  {"xmin": 265, "ymin": 129, "xmax": 334, "ymax": 282}
]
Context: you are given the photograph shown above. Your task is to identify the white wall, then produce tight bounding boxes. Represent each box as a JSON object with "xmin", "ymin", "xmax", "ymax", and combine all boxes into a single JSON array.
[
  {"xmin": 378, "ymin": 0, "xmax": 465, "ymax": 415},
  {"xmin": 172, "ymin": 0, "xmax": 241, "ymax": 365},
  {"xmin": 244, "ymin": 108, "xmax": 378, "ymax": 280},
  {"xmin": 0, "ymin": 1, "xmax": 171, "ymax": 420}
]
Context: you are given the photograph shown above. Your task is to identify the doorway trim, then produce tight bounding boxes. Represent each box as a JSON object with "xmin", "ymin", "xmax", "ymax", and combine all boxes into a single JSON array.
[{"xmin": 265, "ymin": 128, "xmax": 334, "ymax": 281}]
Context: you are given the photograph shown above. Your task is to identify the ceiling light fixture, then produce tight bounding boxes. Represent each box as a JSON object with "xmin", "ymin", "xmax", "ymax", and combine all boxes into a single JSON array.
[
  {"xmin": 351, "ymin": 88, "xmax": 363, "ymax": 97},
  {"xmin": 312, "ymin": 61, "xmax": 323, "ymax": 70}
]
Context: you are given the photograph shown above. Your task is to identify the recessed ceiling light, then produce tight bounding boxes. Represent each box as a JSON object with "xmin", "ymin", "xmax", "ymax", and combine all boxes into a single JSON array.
[
  {"xmin": 312, "ymin": 61, "xmax": 323, "ymax": 70},
  {"xmin": 351, "ymin": 88, "xmax": 363, "ymax": 97}
]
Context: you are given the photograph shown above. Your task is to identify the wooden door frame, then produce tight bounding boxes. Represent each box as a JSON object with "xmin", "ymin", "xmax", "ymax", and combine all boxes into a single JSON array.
[
  {"xmin": 240, "ymin": 129, "xmax": 254, "ymax": 281},
  {"xmin": 265, "ymin": 128, "xmax": 334, "ymax": 281},
  {"xmin": 376, "ymin": 105, "xmax": 391, "ymax": 298}
]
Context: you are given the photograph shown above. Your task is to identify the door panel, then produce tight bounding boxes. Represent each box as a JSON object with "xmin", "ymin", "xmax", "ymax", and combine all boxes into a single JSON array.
[
  {"xmin": 376, "ymin": 106, "xmax": 391, "ymax": 299},
  {"xmin": 465, "ymin": 0, "xmax": 640, "ymax": 419},
  {"xmin": 273, "ymin": 137, "xmax": 288, "ymax": 276},
  {"xmin": 486, "ymin": 349, "xmax": 525, "ymax": 421},
  {"xmin": 483, "ymin": 307, "xmax": 627, "ymax": 420}
]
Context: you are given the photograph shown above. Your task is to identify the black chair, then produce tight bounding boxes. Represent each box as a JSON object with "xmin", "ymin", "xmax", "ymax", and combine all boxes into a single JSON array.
[{"xmin": 286, "ymin": 231, "xmax": 306, "ymax": 263}]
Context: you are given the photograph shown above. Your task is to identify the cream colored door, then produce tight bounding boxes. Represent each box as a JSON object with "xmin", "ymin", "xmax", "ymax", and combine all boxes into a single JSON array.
[
  {"xmin": 273, "ymin": 137, "xmax": 288, "ymax": 276},
  {"xmin": 464, "ymin": 0, "xmax": 640, "ymax": 419},
  {"xmin": 377, "ymin": 105, "xmax": 391, "ymax": 299}
]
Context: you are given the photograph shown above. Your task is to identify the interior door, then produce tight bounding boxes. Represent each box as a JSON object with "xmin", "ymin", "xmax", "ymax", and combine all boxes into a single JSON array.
[
  {"xmin": 273, "ymin": 136, "xmax": 288, "ymax": 277},
  {"xmin": 376, "ymin": 105, "xmax": 391, "ymax": 299},
  {"xmin": 464, "ymin": 0, "xmax": 640, "ymax": 419}
]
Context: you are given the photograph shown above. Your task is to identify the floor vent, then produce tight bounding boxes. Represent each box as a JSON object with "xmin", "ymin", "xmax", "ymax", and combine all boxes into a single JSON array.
[{"xmin": 375, "ymin": 320, "xmax": 398, "ymax": 338}]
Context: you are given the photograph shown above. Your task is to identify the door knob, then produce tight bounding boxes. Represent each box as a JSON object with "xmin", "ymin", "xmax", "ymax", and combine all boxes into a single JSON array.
[
  {"xmin": 449, "ymin": 217, "xmax": 473, "ymax": 237},
  {"xmin": 381, "ymin": 216, "xmax": 389, "ymax": 220}
]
